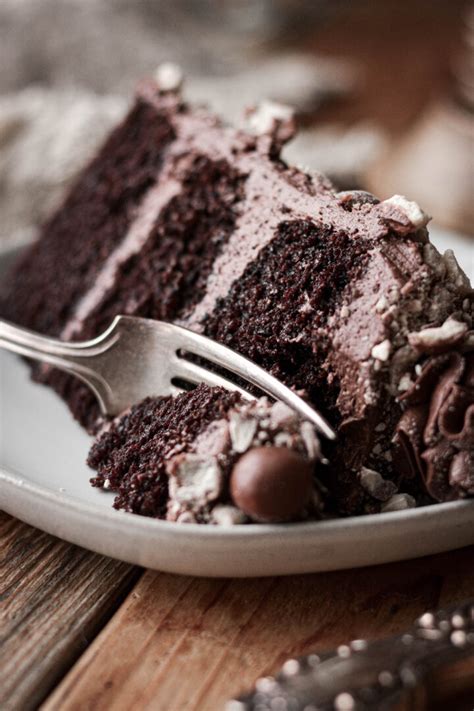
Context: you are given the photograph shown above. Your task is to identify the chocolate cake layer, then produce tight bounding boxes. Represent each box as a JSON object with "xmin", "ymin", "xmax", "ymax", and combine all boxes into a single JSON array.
[
  {"xmin": 77, "ymin": 154, "xmax": 245, "ymax": 338},
  {"xmin": 203, "ymin": 221, "xmax": 371, "ymax": 420}
]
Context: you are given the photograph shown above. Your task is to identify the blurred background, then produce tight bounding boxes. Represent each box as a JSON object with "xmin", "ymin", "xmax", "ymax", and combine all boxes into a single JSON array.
[{"xmin": 0, "ymin": 0, "xmax": 472, "ymax": 247}]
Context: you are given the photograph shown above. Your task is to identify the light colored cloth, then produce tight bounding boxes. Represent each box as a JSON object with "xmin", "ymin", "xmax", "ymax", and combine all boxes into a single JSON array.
[{"xmin": 0, "ymin": 88, "xmax": 126, "ymax": 245}]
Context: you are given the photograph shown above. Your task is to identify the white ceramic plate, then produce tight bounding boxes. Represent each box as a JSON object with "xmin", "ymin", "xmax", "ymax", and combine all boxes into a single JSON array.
[{"xmin": 1, "ymin": 227, "xmax": 473, "ymax": 577}]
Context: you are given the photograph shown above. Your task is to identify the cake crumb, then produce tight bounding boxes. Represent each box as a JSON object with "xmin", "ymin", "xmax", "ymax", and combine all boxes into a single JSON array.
[
  {"xmin": 398, "ymin": 374, "xmax": 413, "ymax": 392},
  {"xmin": 381, "ymin": 493, "xmax": 416, "ymax": 512},
  {"xmin": 371, "ymin": 339, "xmax": 391, "ymax": 362},
  {"xmin": 211, "ymin": 505, "xmax": 247, "ymax": 526},
  {"xmin": 359, "ymin": 467, "xmax": 397, "ymax": 502}
]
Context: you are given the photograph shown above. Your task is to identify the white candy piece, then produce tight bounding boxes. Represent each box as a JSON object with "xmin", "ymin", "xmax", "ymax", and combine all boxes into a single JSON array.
[
  {"xmin": 397, "ymin": 373, "xmax": 414, "ymax": 392},
  {"xmin": 359, "ymin": 467, "xmax": 397, "ymax": 501},
  {"xmin": 229, "ymin": 411, "xmax": 258, "ymax": 453},
  {"xmin": 300, "ymin": 421, "xmax": 321, "ymax": 460},
  {"xmin": 383, "ymin": 194, "xmax": 430, "ymax": 228},
  {"xmin": 371, "ymin": 339, "xmax": 392, "ymax": 362},
  {"xmin": 247, "ymin": 99, "xmax": 295, "ymax": 136},
  {"xmin": 375, "ymin": 296, "xmax": 389, "ymax": 313},
  {"xmin": 170, "ymin": 454, "xmax": 223, "ymax": 507},
  {"xmin": 154, "ymin": 62, "xmax": 184, "ymax": 92},
  {"xmin": 211, "ymin": 505, "xmax": 247, "ymax": 526},
  {"xmin": 270, "ymin": 400, "xmax": 298, "ymax": 429},
  {"xmin": 381, "ymin": 493, "xmax": 416, "ymax": 512},
  {"xmin": 408, "ymin": 317, "xmax": 468, "ymax": 352}
]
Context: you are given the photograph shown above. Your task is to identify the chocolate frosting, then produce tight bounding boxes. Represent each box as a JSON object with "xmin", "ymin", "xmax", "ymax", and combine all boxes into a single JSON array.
[{"xmin": 393, "ymin": 340, "xmax": 474, "ymax": 502}]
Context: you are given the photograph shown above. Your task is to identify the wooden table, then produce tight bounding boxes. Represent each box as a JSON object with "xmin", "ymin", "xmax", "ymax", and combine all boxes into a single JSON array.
[{"xmin": 1, "ymin": 511, "xmax": 474, "ymax": 710}]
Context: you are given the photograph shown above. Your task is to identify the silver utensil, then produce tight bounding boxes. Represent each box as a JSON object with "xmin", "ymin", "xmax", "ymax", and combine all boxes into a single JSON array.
[
  {"xmin": 0, "ymin": 315, "xmax": 335, "ymax": 439},
  {"xmin": 228, "ymin": 599, "xmax": 474, "ymax": 710}
]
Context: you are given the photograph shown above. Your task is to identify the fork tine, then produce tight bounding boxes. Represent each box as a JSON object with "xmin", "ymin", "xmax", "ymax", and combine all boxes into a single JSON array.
[
  {"xmin": 169, "ymin": 325, "xmax": 336, "ymax": 440},
  {"xmin": 172, "ymin": 357, "xmax": 253, "ymax": 400}
]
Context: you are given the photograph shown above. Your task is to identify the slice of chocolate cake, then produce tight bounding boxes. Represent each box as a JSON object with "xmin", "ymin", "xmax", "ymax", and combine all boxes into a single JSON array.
[
  {"xmin": 1, "ymin": 65, "xmax": 472, "ymax": 520},
  {"xmin": 88, "ymin": 384, "xmax": 326, "ymax": 523}
]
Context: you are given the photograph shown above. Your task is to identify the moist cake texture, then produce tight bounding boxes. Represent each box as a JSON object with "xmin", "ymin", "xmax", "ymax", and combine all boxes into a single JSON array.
[
  {"xmin": 89, "ymin": 384, "xmax": 325, "ymax": 523},
  {"xmin": 0, "ymin": 67, "xmax": 472, "ymax": 521}
]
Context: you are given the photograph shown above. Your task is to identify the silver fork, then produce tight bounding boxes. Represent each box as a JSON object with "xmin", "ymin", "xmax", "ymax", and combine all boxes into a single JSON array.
[{"xmin": 0, "ymin": 315, "xmax": 335, "ymax": 439}]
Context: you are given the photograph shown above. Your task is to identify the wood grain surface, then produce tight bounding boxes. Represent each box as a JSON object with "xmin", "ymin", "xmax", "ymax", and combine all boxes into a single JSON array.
[
  {"xmin": 0, "ymin": 512, "xmax": 140, "ymax": 711},
  {"xmin": 43, "ymin": 545, "xmax": 474, "ymax": 711}
]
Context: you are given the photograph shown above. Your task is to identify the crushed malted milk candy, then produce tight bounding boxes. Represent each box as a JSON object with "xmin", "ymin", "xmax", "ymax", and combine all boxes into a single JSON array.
[
  {"xmin": 247, "ymin": 100, "xmax": 295, "ymax": 136},
  {"xmin": 375, "ymin": 296, "xmax": 389, "ymax": 313},
  {"xmin": 363, "ymin": 388, "xmax": 378, "ymax": 406},
  {"xmin": 270, "ymin": 401, "xmax": 298, "ymax": 429},
  {"xmin": 211, "ymin": 505, "xmax": 247, "ymax": 526},
  {"xmin": 383, "ymin": 195, "xmax": 430, "ymax": 229},
  {"xmin": 154, "ymin": 62, "xmax": 184, "ymax": 92},
  {"xmin": 164, "ymin": 394, "xmax": 323, "ymax": 524},
  {"xmin": 408, "ymin": 317, "xmax": 468, "ymax": 354},
  {"xmin": 168, "ymin": 454, "xmax": 223, "ymax": 507},
  {"xmin": 299, "ymin": 421, "xmax": 321, "ymax": 460},
  {"xmin": 193, "ymin": 419, "xmax": 230, "ymax": 458},
  {"xmin": 229, "ymin": 411, "xmax": 258, "ymax": 453},
  {"xmin": 274, "ymin": 431, "xmax": 292, "ymax": 447},
  {"xmin": 359, "ymin": 467, "xmax": 397, "ymax": 501},
  {"xmin": 371, "ymin": 339, "xmax": 392, "ymax": 362},
  {"xmin": 381, "ymin": 493, "xmax": 416, "ymax": 512},
  {"xmin": 176, "ymin": 511, "xmax": 196, "ymax": 524},
  {"xmin": 397, "ymin": 373, "xmax": 414, "ymax": 392}
]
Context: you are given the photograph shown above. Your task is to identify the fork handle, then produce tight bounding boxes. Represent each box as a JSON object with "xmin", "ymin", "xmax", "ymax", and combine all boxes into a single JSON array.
[{"xmin": 0, "ymin": 318, "xmax": 114, "ymax": 413}]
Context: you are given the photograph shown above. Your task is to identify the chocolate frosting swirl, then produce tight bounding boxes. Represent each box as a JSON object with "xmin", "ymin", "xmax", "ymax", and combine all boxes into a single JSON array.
[{"xmin": 393, "ymin": 342, "xmax": 474, "ymax": 502}]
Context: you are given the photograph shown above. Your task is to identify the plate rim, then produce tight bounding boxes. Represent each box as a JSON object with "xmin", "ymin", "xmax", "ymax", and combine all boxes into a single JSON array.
[{"xmin": 2, "ymin": 454, "xmax": 474, "ymax": 540}]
